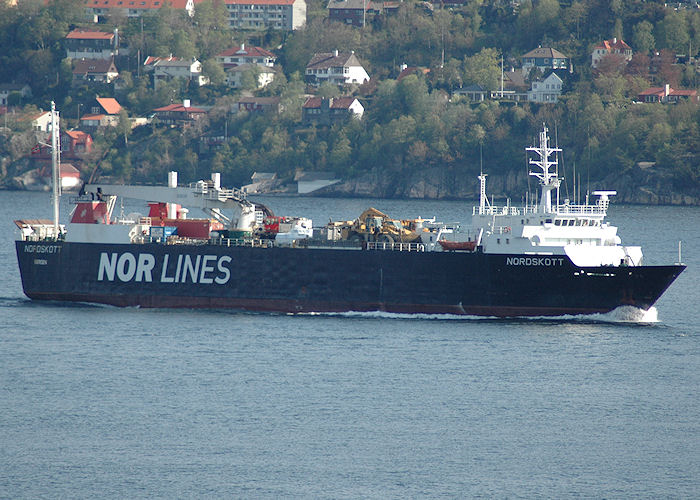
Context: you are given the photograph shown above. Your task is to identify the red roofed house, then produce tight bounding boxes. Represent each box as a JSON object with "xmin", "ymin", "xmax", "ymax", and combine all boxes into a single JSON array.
[
  {"xmin": 223, "ymin": 0, "xmax": 306, "ymax": 31},
  {"xmin": 85, "ymin": 0, "xmax": 199, "ymax": 20},
  {"xmin": 62, "ymin": 130, "xmax": 94, "ymax": 157},
  {"xmin": 72, "ymin": 57, "xmax": 119, "ymax": 85},
  {"xmin": 305, "ymin": 50, "xmax": 370, "ymax": 86},
  {"xmin": 65, "ymin": 29, "xmax": 118, "ymax": 60},
  {"xmin": 32, "ymin": 130, "xmax": 93, "ymax": 159},
  {"xmin": 397, "ymin": 63, "xmax": 429, "ymax": 81},
  {"xmin": 638, "ymin": 84, "xmax": 698, "ymax": 104},
  {"xmin": 591, "ymin": 37, "xmax": 633, "ymax": 68},
  {"xmin": 152, "ymin": 100, "xmax": 206, "ymax": 126},
  {"xmin": 302, "ymin": 96, "xmax": 363, "ymax": 124},
  {"xmin": 80, "ymin": 96, "xmax": 123, "ymax": 128},
  {"xmin": 215, "ymin": 44, "xmax": 276, "ymax": 69}
]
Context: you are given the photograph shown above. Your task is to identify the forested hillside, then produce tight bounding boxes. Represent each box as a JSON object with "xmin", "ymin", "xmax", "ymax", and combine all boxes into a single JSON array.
[{"xmin": 1, "ymin": 0, "xmax": 699, "ymax": 202}]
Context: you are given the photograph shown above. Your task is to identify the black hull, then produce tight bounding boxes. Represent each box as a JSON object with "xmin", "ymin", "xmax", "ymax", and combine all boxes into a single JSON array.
[{"xmin": 16, "ymin": 240, "xmax": 685, "ymax": 317}]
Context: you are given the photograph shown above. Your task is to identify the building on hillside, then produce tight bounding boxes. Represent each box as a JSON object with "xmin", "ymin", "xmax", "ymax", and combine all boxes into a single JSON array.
[
  {"xmin": 327, "ymin": 0, "xmax": 381, "ymax": 27},
  {"xmin": 65, "ymin": 29, "xmax": 119, "ymax": 60},
  {"xmin": 62, "ymin": 130, "xmax": 93, "ymax": 157},
  {"xmin": 149, "ymin": 58, "xmax": 208, "ymax": 89},
  {"xmin": 453, "ymin": 84, "xmax": 488, "ymax": 102},
  {"xmin": 638, "ymin": 84, "xmax": 699, "ymax": 103},
  {"xmin": 79, "ymin": 96, "xmax": 123, "ymax": 129},
  {"xmin": 528, "ymin": 72, "xmax": 563, "ymax": 103},
  {"xmin": 396, "ymin": 63, "xmax": 429, "ymax": 81},
  {"xmin": 0, "ymin": 83, "xmax": 31, "ymax": 109},
  {"xmin": 215, "ymin": 44, "xmax": 276, "ymax": 68},
  {"xmin": 237, "ymin": 96, "xmax": 282, "ymax": 114},
  {"xmin": 295, "ymin": 171, "xmax": 341, "ymax": 194},
  {"xmin": 591, "ymin": 37, "xmax": 633, "ymax": 68},
  {"xmin": 22, "ymin": 110, "xmax": 54, "ymax": 134},
  {"xmin": 31, "ymin": 130, "xmax": 93, "ymax": 159},
  {"xmin": 72, "ymin": 57, "xmax": 119, "ymax": 85},
  {"xmin": 224, "ymin": 64, "xmax": 275, "ymax": 89},
  {"xmin": 305, "ymin": 50, "xmax": 370, "ymax": 86},
  {"xmin": 242, "ymin": 172, "xmax": 279, "ymax": 193},
  {"xmin": 152, "ymin": 100, "xmax": 206, "ymax": 126},
  {"xmin": 521, "ymin": 46, "xmax": 568, "ymax": 76},
  {"xmin": 84, "ymin": 0, "xmax": 199, "ymax": 21},
  {"xmin": 223, "ymin": 0, "xmax": 306, "ymax": 30},
  {"xmin": 302, "ymin": 96, "xmax": 364, "ymax": 124}
]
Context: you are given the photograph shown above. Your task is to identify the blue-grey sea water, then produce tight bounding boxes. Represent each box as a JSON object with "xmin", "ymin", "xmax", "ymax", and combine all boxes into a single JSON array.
[{"xmin": 1, "ymin": 191, "xmax": 699, "ymax": 498}]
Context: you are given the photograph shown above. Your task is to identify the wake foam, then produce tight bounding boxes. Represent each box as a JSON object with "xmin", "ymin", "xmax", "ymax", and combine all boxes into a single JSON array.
[{"xmin": 296, "ymin": 306, "xmax": 660, "ymax": 324}]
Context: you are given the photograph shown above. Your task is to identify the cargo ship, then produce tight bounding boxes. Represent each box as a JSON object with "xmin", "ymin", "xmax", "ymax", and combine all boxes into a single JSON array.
[{"xmin": 14, "ymin": 106, "xmax": 685, "ymax": 316}]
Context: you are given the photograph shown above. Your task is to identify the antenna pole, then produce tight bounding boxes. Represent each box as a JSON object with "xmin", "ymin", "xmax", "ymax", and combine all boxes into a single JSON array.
[{"xmin": 50, "ymin": 101, "xmax": 61, "ymax": 238}]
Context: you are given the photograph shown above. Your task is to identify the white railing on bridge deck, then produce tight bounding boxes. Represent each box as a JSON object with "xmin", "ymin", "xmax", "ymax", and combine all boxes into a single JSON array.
[{"xmin": 554, "ymin": 203, "xmax": 607, "ymax": 216}]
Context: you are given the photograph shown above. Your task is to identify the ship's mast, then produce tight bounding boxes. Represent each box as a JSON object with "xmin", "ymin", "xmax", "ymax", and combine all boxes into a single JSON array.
[
  {"xmin": 527, "ymin": 124, "xmax": 561, "ymax": 214},
  {"xmin": 50, "ymin": 101, "xmax": 61, "ymax": 237}
]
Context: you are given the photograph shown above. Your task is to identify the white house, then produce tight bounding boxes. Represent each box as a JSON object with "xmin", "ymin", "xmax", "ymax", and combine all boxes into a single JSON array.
[
  {"xmin": 305, "ymin": 50, "xmax": 370, "ymax": 86},
  {"xmin": 528, "ymin": 72, "xmax": 563, "ymax": 103},
  {"xmin": 591, "ymin": 37, "xmax": 633, "ymax": 68},
  {"xmin": 150, "ymin": 58, "xmax": 208, "ymax": 89},
  {"xmin": 225, "ymin": 64, "xmax": 276, "ymax": 89},
  {"xmin": 215, "ymin": 44, "xmax": 276, "ymax": 68}
]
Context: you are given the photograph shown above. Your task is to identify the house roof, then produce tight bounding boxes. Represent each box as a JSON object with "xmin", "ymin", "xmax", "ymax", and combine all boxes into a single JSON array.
[
  {"xmin": 522, "ymin": 47, "xmax": 568, "ymax": 59},
  {"xmin": 251, "ymin": 172, "xmax": 276, "ymax": 180},
  {"xmin": 327, "ymin": 0, "xmax": 373, "ymax": 9},
  {"xmin": 153, "ymin": 103, "xmax": 206, "ymax": 113},
  {"xmin": 224, "ymin": 0, "xmax": 297, "ymax": 4},
  {"xmin": 80, "ymin": 113, "xmax": 106, "ymax": 121},
  {"xmin": 397, "ymin": 66, "xmax": 429, "ymax": 81},
  {"xmin": 73, "ymin": 58, "xmax": 117, "ymax": 74},
  {"xmin": 217, "ymin": 45, "xmax": 275, "ymax": 58},
  {"xmin": 59, "ymin": 163, "xmax": 80, "ymax": 175},
  {"xmin": 65, "ymin": 130, "xmax": 92, "ymax": 141},
  {"xmin": 96, "ymin": 97, "xmax": 121, "ymax": 114},
  {"xmin": 638, "ymin": 87, "xmax": 666, "ymax": 96},
  {"xmin": 671, "ymin": 89, "xmax": 697, "ymax": 96},
  {"xmin": 539, "ymin": 72, "xmax": 563, "ymax": 83},
  {"xmin": 295, "ymin": 171, "xmax": 338, "ymax": 181},
  {"xmin": 0, "ymin": 83, "xmax": 29, "ymax": 92},
  {"xmin": 302, "ymin": 96, "xmax": 359, "ymax": 109},
  {"xmin": 153, "ymin": 58, "xmax": 199, "ymax": 68},
  {"xmin": 307, "ymin": 51, "xmax": 362, "ymax": 70},
  {"xmin": 238, "ymin": 96, "xmax": 281, "ymax": 105},
  {"xmin": 594, "ymin": 38, "xmax": 631, "ymax": 51},
  {"xmin": 502, "ymin": 70, "xmax": 527, "ymax": 90},
  {"xmin": 85, "ymin": 0, "xmax": 194, "ymax": 10},
  {"xmin": 144, "ymin": 55, "xmax": 182, "ymax": 66},
  {"xmin": 640, "ymin": 86, "xmax": 698, "ymax": 97},
  {"xmin": 66, "ymin": 29, "xmax": 114, "ymax": 40}
]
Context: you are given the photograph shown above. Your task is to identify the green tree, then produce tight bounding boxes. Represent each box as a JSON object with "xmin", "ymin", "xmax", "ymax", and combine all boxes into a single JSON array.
[
  {"xmin": 632, "ymin": 21, "xmax": 655, "ymax": 54},
  {"xmin": 462, "ymin": 48, "xmax": 501, "ymax": 91}
]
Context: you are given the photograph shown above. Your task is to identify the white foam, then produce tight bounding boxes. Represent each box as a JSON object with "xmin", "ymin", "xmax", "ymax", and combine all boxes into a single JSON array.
[{"xmin": 297, "ymin": 306, "xmax": 660, "ymax": 324}]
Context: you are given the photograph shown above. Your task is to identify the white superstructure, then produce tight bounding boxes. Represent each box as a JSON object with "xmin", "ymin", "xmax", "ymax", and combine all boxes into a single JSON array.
[{"xmin": 472, "ymin": 124, "xmax": 642, "ymax": 268}]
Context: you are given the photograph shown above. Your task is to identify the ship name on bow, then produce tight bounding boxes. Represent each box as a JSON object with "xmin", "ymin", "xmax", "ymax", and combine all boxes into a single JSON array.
[{"xmin": 506, "ymin": 257, "xmax": 564, "ymax": 266}]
